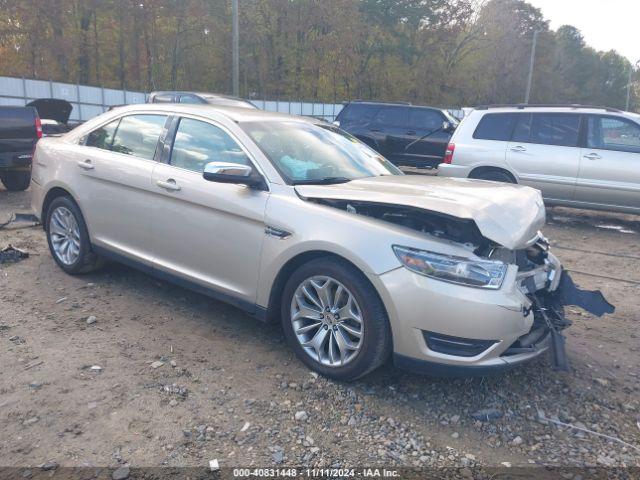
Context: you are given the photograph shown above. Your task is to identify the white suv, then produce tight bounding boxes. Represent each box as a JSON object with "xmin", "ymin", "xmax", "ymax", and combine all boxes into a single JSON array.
[{"xmin": 438, "ymin": 105, "xmax": 640, "ymax": 214}]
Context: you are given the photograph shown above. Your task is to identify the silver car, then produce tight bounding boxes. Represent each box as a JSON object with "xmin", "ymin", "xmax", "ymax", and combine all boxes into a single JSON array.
[
  {"xmin": 438, "ymin": 105, "xmax": 640, "ymax": 214},
  {"xmin": 31, "ymin": 104, "xmax": 580, "ymax": 379}
]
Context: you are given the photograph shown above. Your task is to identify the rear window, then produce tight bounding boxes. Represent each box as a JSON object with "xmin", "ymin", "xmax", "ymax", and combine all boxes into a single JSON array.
[{"xmin": 473, "ymin": 113, "xmax": 516, "ymax": 141}]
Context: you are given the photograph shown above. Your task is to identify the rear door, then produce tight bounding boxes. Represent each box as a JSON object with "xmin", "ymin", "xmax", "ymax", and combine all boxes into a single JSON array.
[
  {"xmin": 402, "ymin": 108, "xmax": 449, "ymax": 166},
  {"xmin": 150, "ymin": 116, "xmax": 269, "ymax": 306},
  {"xmin": 74, "ymin": 113, "xmax": 169, "ymax": 264},
  {"xmin": 505, "ymin": 112, "xmax": 581, "ymax": 201},
  {"xmin": 574, "ymin": 115, "xmax": 640, "ymax": 210}
]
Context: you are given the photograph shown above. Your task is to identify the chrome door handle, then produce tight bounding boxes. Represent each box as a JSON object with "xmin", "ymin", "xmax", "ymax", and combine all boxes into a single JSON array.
[
  {"xmin": 156, "ymin": 179, "xmax": 181, "ymax": 191},
  {"xmin": 77, "ymin": 159, "xmax": 94, "ymax": 170},
  {"xmin": 510, "ymin": 145, "xmax": 526, "ymax": 152},
  {"xmin": 583, "ymin": 153, "xmax": 602, "ymax": 160}
]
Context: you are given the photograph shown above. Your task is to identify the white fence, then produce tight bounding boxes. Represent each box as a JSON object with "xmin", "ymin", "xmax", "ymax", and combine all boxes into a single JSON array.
[
  {"xmin": 0, "ymin": 75, "xmax": 463, "ymax": 122},
  {"xmin": 0, "ymin": 76, "xmax": 344, "ymax": 122}
]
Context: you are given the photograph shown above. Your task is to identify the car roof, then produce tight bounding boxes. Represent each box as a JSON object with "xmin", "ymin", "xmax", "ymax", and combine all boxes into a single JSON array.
[
  {"xmin": 472, "ymin": 105, "xmax": 628, "ymax": 116},
  {"xmin": 150, "ymin": 91, "xmax": 247, "ymax": 101},
  {"xmin": 347, "ymin": 101, "xmax": 444, "ymax": 111},
  {"xmin": 108, "ymin": 103, "xmax": 319, "ymax": 124}
]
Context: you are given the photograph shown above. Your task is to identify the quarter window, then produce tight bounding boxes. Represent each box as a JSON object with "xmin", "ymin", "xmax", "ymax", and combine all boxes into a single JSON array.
[
  {"xmin": 587, "ymin": 116, "xmax": 640, "ymax": 154},
  {"xmin": 110, "ymin": 115, "xmax": 167, "ymax": 160},
  {"xmin": 473, "ymin": 113, "xmax": 517, "ymax": 141},
  {"xmin": 170, "ymin": 118, "xmax": 250, "ymax": 173},
  {"xmin": 85, "ymin": 118, "xmax": 120, "ymax": 149}
]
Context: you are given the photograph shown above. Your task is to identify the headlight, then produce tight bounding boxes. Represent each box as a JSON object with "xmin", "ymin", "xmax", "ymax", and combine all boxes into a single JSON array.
[{"xmin": 393, "ymin": 245, "xmax": 507, "ymax": 289}]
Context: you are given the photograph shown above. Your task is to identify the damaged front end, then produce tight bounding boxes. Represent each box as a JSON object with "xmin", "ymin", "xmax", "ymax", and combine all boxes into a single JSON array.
[
  {"xmin": 492, "ymin": 237, "xmax": 614, "ymax": 371},
  {"xmin": 310, "ymin": 198, "xmax": 615, "ymax": 371}
]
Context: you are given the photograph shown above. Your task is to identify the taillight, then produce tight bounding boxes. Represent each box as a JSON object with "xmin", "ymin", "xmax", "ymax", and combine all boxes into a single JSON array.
[
  {"xmin": 443, "ymin": 143, "xmax": 455, "ymax": 164},
  {"xmin": 35, "ymin": 116, "xmax": 43, "ymax": 139}
]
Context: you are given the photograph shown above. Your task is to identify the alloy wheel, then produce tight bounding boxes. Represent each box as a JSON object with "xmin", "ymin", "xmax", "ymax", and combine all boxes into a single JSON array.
[
  {"xmin": 49, "ymin": 206, "xmax": 81, "ymax": 266},
  {"xmin": 290, "ymin": 275, "xmax": 364, "ymax": 367}
]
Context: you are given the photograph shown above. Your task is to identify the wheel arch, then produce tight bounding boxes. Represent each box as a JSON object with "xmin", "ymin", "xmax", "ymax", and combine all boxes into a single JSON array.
[
  {"xmin": 264, "ymin": 250, "xmax": 390, "ymax": 327},
  {"xmin": 469, "ymin": 166, "xmax": 518, "ymax": 183},
  {"xmin": 41, "ymin": 186, "xmax": 80, "ymax": 230}
]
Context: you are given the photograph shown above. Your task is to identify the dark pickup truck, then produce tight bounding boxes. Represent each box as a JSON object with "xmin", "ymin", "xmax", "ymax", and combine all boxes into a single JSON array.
[{"xmin": 0, "ymin": 106, "xmax": 42, "ymax": 191}]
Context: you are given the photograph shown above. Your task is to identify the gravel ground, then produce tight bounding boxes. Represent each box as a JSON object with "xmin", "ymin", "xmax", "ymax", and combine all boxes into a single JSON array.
[{"xmin": 1, "ymin": 184, "xmax": 639, "ymax": 475}]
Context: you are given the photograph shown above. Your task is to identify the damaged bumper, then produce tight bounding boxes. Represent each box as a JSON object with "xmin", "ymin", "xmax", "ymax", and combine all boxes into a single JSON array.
[{"xmin": 379, "ymin": 241, "xmax": 614, "ymax": 376}]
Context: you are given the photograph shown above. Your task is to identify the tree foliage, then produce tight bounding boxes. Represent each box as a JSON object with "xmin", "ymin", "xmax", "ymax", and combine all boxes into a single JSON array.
[{"xmin": 0, "ymin": 0, "xmax": 636, "ymax": 109}]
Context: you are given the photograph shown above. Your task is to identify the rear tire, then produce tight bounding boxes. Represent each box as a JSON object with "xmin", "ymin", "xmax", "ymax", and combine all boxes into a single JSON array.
[
  {"xmin": 0, "ymin": 171, "xmax": 31, "ymax": 191},
  {"xmin": 471, "ymin": 170, "xmax": 515, "ymax": 183},
  {"xmin": 45, "ymin": 196, "xmax": 105, "ymax": 274},
  {"xmin": 281, "ymin": 257, "xmax": 392, "ymax": 381}
]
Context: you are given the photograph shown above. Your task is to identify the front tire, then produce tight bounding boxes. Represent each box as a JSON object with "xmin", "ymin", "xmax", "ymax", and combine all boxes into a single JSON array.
[
  {"xmin": 0, "ymin": 171, "xmax": 31, "ymax": 191},
  {"xmin": 45, "ymin": 196, "xmax": 104, "ymax": 274},
  {"xmin": 281, "ymin": 257, "xmax": 392, "ymax": 381}
]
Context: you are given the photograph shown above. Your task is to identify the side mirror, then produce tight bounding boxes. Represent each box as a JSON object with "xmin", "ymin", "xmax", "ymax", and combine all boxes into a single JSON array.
[
  {"xmin": 203, "ymin": 162, "xmax": 265, "ymax": 189},
  {"xmin": 442, "ymin": 121, "xmax": 453, "ymax": 133}
]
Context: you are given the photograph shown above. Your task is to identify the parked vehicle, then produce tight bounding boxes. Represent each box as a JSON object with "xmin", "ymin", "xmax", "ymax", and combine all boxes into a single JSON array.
[
  {"xmin": 148, "ymin": 91, "xmax": 257, "ymax": 109},
  {"xmin": 0, "ymin": 105, "xmax": 41, "ymax": 191},
  {"xmin": 30, "ymin": 104, "xmax": 611, "ymax": 379},
  {"xmin": 438, "ymin": 105, "xmax": 640, "ymax": 214},
  {"xmin": 334, "ymin": 101, "xmax": 458, "ymax": 168}
]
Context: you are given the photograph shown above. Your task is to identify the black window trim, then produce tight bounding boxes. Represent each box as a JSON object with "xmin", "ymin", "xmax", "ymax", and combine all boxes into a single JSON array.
[{"xmin": 583, "ymin": 114, "xmax": 640, "ymax": 154}]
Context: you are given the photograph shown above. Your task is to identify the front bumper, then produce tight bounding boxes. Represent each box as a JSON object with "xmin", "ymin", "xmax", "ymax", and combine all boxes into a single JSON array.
[{"xmin": 376, "ymin": 250, "xmax": 562, "ymax": 375}]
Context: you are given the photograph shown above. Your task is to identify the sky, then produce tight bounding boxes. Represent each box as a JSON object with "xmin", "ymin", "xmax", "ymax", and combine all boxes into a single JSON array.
[{"xmin": 527, "ymin": 0, "xmax": 640, "ymax": 64}]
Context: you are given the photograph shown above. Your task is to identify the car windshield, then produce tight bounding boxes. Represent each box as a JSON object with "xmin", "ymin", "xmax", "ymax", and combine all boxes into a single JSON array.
[{"xmin": 240, "ymin": 121, "xmax": 402, "ymax": 184}]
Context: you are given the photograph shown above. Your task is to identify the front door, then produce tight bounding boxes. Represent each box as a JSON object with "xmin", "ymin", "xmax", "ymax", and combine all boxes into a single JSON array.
[
  {"xmin": 150, "ymin": 116, "xmax": 269, "ymax": 306},
  {"xmin": 574, "ymin": 115, "xmax": 640, "ymax": 211},
  {"xmin": 402, "ymin": 108, "xmax": 450, "ymax": 166},
  {"xmin": 505, "ymin": 112, "xmax": 581, "ymax": 201}
]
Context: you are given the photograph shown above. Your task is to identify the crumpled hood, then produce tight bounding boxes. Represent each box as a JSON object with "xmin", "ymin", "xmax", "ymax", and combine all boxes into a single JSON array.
[{"xmin": 295, "ymin": 175, "xmax": 546, "ymax": 250}]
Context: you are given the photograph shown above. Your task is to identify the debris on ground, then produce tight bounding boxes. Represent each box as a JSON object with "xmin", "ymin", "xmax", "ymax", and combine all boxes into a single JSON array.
[{"xmin": 0, "ymin": 245, "xmax": 28, "ymax": 264}]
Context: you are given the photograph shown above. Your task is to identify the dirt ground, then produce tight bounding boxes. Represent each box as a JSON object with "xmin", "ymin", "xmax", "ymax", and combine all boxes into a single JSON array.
[{"xmin": 1, "ymin": 182, "xmax": 639, "ymax": 474}]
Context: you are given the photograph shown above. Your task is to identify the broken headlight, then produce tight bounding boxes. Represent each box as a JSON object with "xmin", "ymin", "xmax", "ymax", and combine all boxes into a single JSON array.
[{"xmin": 393, "ymin": 246, "xmax": 507, "ymax": 289}]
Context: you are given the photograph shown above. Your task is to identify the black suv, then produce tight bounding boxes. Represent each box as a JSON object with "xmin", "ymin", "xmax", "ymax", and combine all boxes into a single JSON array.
[
  {"xmin": 0, "ymin": 106, "xmax": 42, "ymax": 191},
  {"xmin": 335, "ymin": 101, "xmax": 458, "ymax": 168}
]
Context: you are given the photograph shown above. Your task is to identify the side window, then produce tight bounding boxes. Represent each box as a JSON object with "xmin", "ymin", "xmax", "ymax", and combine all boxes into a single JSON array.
[
  {"xmin": 170, "ymin": 118, "xmax": 250, "ymax": 173},
  {"xmin": 373, "ymin": 107, "xmax": 407, "ymax": 127},
  {"xmin": 85, "ymin": 118, "xmax": 120, "ymax": 149},
  {"xmin": 111, "ymin": 115, "xmax": 167, "ymax": 160},
  {"xmin": 473, "ymin": 113, "xmax": 517, "ymax": 141},
  {"xmin": 179, "ymin": 95, "xmax": 205, "ymax": 104},
  {"xmin": 587, "ymin": 116, "xmax": 640, "ymax": 153},
  {"xmin": 528, "ymin": 113, "xmax": 580, "ymax": 147},
  {"xmin": 338, "ymin": 104, "xmax": 379, "ymax": 125},
  {"xmin": 408, "ymin": 109, "xmax": 444, "ymax": 130}
]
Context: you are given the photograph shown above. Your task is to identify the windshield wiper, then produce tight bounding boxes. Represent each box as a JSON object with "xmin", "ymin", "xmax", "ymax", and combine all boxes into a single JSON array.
[{"xmin": 292, "ymin": 177, "xmax": 352, "ymax": 185}]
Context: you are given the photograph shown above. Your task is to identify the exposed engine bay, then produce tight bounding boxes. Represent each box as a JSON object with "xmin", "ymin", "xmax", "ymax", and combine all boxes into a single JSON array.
[{"xmin": 312, "ymin": 198, "xmax": 616, "ymax": 371}]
